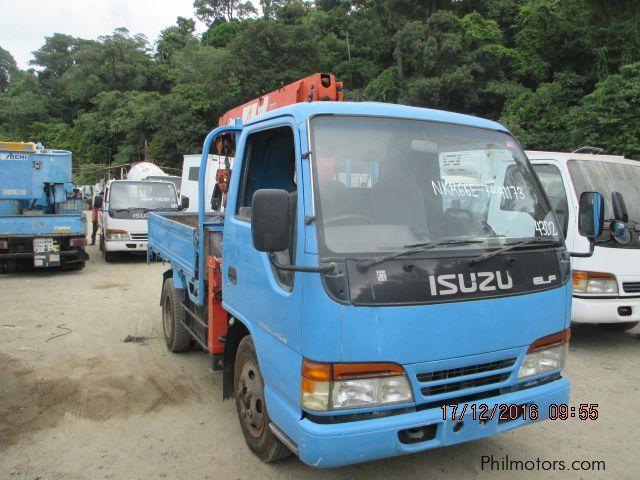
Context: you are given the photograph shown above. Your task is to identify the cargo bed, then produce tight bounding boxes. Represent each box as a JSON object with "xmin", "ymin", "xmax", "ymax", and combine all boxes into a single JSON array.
[{"xmin": 0, "ymin": 213, "xmax": 86, "ymax": 237}]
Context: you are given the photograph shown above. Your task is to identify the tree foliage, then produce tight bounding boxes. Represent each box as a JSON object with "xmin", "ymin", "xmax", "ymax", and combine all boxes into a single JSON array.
[{"xmin": 2, "ymin": 1, "xmax": 640, "ymax": 183}]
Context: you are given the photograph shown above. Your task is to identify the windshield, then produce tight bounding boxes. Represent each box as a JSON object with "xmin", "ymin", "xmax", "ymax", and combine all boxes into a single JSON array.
[
  {"xmin": 147, "ymin": 176, "xmax": 182, "ymax": 194},
  {"xmin": 567, "ymin": 159, "xmax": 640, "ymax": 248},
  {"xmin": 108, "ymin": 181, "xmax": 178, "ymax": 210},
  {"xmin": 310, "ymin": 116, "xmax": 562, "ymax": 255}
]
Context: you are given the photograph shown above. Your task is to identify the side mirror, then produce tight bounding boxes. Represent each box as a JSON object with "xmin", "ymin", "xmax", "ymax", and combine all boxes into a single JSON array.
[
  {"xmin": 573, "ymin": 191, "xmax": 604, "ymax": 258},
  {"xmin": 180, "ymin": 196, "xmax": 190, "ymax": 211},
  {"xmin": 251, "ymin": 189, "xmax": 291, "ymax": 252},
  {"xmin": 94, "ymin": 196, "xmax": 103, "ymax": 209},
  {"xmin": 611, "ymin": 191, "xmax": 628, "ymax": 223},
  {"xmin": 578, "ymin": 191, "xmax": 604, "ymax": 239}
]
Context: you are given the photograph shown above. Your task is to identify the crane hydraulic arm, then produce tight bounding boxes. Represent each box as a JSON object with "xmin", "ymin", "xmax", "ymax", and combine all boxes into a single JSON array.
[{"xmin": 218, "ymin": 73, "xmax": 343, "ymax": 126}]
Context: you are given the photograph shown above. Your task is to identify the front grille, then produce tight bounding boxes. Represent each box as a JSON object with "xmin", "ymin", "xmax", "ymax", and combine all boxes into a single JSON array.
[
  {"xmin": 421, "ymin": 372, "xmax": 510, "ymax": 396},
  {"xmin": 623, "ymin": 282, "xmax": 640, "ymax": 293},
  {"xmin": 129, "ymin": 233, "xmax": 148, "ymax": 241},
  {"xmin": 416, "ymin": 357, "xmax": 517, "ymax": 399},
  {"xmin": 417, "ymin": 358, "xmax": 516, "ymax": 383}
]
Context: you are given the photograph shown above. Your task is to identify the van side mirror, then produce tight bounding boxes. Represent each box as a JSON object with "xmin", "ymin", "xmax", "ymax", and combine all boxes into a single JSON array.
[
  {"xmin": 180, "ymin": 196, "xmax": 189, "ymax": 211},
  {"xmin": 94, "ymin": 196, "xmax": 103, "ymax": 209},
  {"xmin": 573, "ymin": 191, "xmax": 604, "ymax": 258},
  {"xmin": 611, "ymin": 191, "xmax": 628, "ymax": 223},
  {"xmin": 251, "ymin": 189, "xmax": 291, "ymax": 252}
]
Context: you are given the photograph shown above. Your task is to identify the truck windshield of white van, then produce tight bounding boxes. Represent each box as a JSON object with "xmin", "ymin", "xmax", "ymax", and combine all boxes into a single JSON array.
[
  {"xmin": 567, "ymin": 159, "xmax": 640, "ymax": 247},
  {"xmin": 310, "ymin": 116, "xmax": 562, "ymax": 254},
  {"xmin": 109, "ymin": 181, "xmax": 179, "ymax": 211}
]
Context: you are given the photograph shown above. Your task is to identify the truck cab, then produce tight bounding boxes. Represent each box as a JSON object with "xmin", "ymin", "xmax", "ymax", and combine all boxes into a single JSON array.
[
  {"xmin": 527, "ymin": 150, "xmax": 640, "ymax": 331},
  {"xmin": 99, "ymin": 179, "xmax": 179, "ymax": 261},
  {"xmin": 149, "ymin": 100, "xmax": 604, "ymax": 467}
]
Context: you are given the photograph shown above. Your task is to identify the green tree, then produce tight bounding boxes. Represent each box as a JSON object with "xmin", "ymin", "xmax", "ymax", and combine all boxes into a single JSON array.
[
  {"xmin": 566, "ymin": 63, "xmax": 640, "ymax": 157},
  {"xmin": 0, "ymin": 47, "xmax": 17, "ymax": 92},
  {"xmin": 194, "ymin": 0, "xmax": 257, "ymax": 24}
]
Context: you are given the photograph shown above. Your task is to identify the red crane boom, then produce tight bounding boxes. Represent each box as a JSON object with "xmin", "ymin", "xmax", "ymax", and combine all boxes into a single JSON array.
[{"xmin": 218, "ymin": 73, "xmax": 343, "ymax": 126}]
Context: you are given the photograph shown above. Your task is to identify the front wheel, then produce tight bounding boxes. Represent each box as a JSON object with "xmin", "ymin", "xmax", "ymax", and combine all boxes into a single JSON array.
[
  {"xmin": 234, "ymin": 336, "xmax": 292, "ymax": 463},
  {"xmin": 601, "ymin": 321, "xmax": 638, "ymax": 332}
]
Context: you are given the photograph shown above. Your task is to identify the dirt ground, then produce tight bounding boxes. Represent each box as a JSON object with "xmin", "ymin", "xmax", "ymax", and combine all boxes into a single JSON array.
[{"xmin": 1, "ymin": 239, "xmax": 639, "ymax": 480}]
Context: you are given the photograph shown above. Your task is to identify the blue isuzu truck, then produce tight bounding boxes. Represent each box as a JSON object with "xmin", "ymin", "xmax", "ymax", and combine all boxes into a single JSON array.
[
  {"xmin": 0, "ymin": 142, "xmax": 88, "ymax": 272},
  {"xmin": 147, "ymin": 75, "xmax": 603, "ymax": 467}
]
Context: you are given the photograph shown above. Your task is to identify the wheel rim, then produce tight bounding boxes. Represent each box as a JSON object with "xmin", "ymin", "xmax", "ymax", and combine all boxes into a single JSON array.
[
  {"xmin": 163, "ymin": 292, "xmax": 173, "ymax": 339},
  {"xmin": 237, "ymin": 360, "xmax": 266, "ymax": 437}
]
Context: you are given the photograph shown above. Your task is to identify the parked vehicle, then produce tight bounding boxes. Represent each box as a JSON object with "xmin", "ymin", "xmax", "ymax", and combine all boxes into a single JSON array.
[
  {"xmin": 0, "ymin": 141, "xmax": 88, "ymax": 272},
  {"xmin": 126, "ymin": 162, "xmax": 182, "ymax": 195},
  {"xmin": 180, "ymin": 154, "xmax": 233, "ymax": 213},
  {"xmin": 97, "ymin": 179, "xmax": 179, "ymax": 261},
  {"xmin": 528, "ymin": 150, "xmax": 640, "ymax": 331},
  {"xmin": 148, "ymin": 74, "xmax": 604, "ymax": 467}
]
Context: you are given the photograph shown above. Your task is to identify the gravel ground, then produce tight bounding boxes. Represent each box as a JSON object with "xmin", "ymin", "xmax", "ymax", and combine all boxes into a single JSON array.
[{"xmin": 1, "ymin": 240, "xmax": 639, "ymax": 480}]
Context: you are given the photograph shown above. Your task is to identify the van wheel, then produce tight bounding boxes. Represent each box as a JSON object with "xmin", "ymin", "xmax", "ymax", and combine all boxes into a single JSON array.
[
  {"xmin": 601, "ymin": 321, "xmax": 638, "ymax": 332},
  {"xmin": 162, "ymin": 278, "xmax": 191, "ymax": 352},
  {"xmin": 104, "ymin": 251, "xmax": 116, "ymax": 262},
  {"xmin": 234, "ymin": 336, "xmax": 292, "ymax": 463}
]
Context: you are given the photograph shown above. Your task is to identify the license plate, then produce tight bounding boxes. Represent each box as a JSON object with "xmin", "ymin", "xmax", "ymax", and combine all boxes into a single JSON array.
[{"xmin": 33, "ymin": 238, "xmax": 54, "ymax": 253}]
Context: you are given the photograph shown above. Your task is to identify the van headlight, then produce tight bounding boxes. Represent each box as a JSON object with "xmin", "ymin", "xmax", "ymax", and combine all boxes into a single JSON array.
[
  {"xmin": 518, "ymin": 329, "xmax": 570, "ymax": 379},
  {"xmin": 106, "ymin": 229, "xmax": 130, "ymax": 240},
  {"xmin": 301, "ymin": 360, "xmax": 413, "ymax": 411},
  {"xmin": 572, "ymin": 270, "xmax": 618, "ymax": 294}
]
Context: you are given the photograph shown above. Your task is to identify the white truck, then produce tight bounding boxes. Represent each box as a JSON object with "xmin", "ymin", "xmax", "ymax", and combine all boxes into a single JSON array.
[
  {"xmin": 179, "ymin": 153, "xmax": 234, "ymax": 212},
  {"xmin": 97, "ymin": 179, "xmax": 179, "ymax": 261},
  {"xmin": 527, "ymin": 150, "xmax": 640, "ymax": 331}
]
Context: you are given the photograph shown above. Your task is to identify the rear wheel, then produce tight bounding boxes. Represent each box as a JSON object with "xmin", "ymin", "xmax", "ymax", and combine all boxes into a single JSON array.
[
  {"xmin": 601, "ymin": 321, "xmax": 639, "ymax": 332},
  {"xmin": 234, "ymin": 336, "xmax": 292, "ymax": 463},
  {"xmin": 162, "ymin": 278, "xmax": 191, "ymax": 352}
]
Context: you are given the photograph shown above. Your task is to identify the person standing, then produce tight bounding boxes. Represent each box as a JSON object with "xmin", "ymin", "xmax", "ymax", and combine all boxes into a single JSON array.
[{"xmin": 91, "ymin": 192, "xmax": 103, "ymax": 245}]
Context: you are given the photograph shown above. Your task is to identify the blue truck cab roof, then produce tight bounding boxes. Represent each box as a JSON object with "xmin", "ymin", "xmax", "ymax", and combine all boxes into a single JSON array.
[{"xmin": 242, "ymin": 101, "xmax": 510, "ymax": 134}]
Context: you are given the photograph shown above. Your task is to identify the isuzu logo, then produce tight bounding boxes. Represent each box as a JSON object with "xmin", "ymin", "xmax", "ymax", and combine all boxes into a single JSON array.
[{"xmin": 428, "ymin": 271, "xmax": 513, "ymax": 296}]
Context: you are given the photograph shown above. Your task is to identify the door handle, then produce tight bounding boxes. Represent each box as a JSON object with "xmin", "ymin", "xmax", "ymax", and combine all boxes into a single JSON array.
[{"xmin": 228, "ymin": 266, "xmax": 237, "ymax": 285}]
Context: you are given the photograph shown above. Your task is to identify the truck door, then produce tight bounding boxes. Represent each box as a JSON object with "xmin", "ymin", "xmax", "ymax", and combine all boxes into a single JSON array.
[
  {"xmin": 223, "ymin": 120, "xmax": 303, "ymax": 364},
  {"xmin": 531, "ymin": 161, "xmax": 573, "ymax": 244}
]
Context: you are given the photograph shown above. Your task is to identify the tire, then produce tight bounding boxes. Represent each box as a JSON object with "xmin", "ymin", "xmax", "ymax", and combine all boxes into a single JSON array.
[
  {"xmin": 99, "ymin": 233, "xmax": 104, "ymax": 251},
  {"xmin": 601, "ymin": 321, "xmax": 639, "ymax": 332},
  {"xmin": 234, "ymin": 336, "xmax": 292, "ymax": 463},
  {"xmin": 161, "ymin": 278, "xmax": 191, "ymax": 352},
  {"xmin": 104, "ymin": 251, "xmax": 116, "ymax": 262}
]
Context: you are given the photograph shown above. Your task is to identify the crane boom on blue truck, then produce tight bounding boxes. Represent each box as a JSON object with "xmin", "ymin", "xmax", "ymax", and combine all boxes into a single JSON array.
[
  {"xmin": 0, "ymin": 141, "xmax": 88, "ymax": 273},
  {"xmin": 147, "ymin": 73, "xmax": 605, "ymax": 467}
]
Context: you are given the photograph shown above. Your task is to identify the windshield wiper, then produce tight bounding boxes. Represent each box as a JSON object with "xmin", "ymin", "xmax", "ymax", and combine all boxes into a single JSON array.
[
  {"xmin": 112, "ymin": 207, "xmax": 143, "ymax": 213},
  {"xmin": 357, "ymin": 239, "xmax": 484, "ymax": 272},
  {"xmin": 468, "ymin": 238, "xmax": 561, "ymax": 266}
]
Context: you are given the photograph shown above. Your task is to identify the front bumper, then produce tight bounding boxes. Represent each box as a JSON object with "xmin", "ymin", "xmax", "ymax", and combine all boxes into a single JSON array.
[
  {"xmin": 105, "ymin": 239, "xmax": 147, "ymax": 253},
  {"xmin": 296, "ymin": 377, "xmax": 569, "ymax": 468},
  {"xmin": 572, "ymin": 295, "xmax": 640, "ymax": 324}
]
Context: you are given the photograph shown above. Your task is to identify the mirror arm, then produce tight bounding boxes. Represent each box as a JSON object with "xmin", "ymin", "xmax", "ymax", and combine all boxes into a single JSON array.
[
  {"xmin": 268, "ymin": 253, "xmax": 336, "ymax": 273},
  {"xmin": 570, "ymin": 239, "xmax": 595, "ymax": 258}
]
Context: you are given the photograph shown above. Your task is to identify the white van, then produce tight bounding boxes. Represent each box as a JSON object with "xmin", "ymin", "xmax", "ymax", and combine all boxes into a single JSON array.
[
  {"xmin": 527, "ymin": 150, "xmax": 640, "ymax": 331},
  {"xmin": 98, "ymin": 180, "xmax": 179, "ymax": 261}
]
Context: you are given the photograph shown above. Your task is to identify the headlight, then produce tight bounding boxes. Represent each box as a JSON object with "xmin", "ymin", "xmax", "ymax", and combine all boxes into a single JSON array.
[
  {"xmin": 301, "ymin": 360, "xmax": 414, "ymax": 411},
  {"xmin": 518, "ymin": 329, "xmax": 570, "ymax": 379},
  {"xmin": 572, "ymin": 270, "xmax": 618, "ymax": 294},
  {"xmin": 106, "ymin": 229, "xmax": 129, "ymax": 240}
]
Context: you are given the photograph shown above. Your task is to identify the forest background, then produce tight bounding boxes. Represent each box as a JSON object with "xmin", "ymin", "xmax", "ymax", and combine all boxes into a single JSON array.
[{"xmin": 1, "ymin": 0, "xmax": 639, "ymax": 182}]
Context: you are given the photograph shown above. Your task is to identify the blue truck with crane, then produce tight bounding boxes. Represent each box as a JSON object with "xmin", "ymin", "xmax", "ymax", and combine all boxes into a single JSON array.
[
  {"xmin": 0, "ymin": 141, "xmax": 88, "ymax": 272},
  {"xmin": 147, "ymin": 73, "xmax": 604, "ymax": 467}
]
